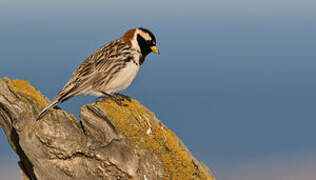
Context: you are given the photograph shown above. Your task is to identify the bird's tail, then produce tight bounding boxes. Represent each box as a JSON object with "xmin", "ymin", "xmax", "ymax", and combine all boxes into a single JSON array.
[{"xmin": 37, "ymin": 99, "xmax": 59, "ymax": 120}]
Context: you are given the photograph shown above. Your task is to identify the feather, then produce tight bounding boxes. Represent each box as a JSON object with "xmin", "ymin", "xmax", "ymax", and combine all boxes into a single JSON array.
[
  {"xmin": 38, "ymin": 28, "xmax": 158, "ymax": 119},
  {"xmin": 37, "ymin": 99, "xmax": 58, "ymax": 120}
]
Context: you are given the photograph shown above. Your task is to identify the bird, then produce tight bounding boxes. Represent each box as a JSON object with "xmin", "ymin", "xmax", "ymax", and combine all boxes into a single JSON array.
[{"xmin": 38, "ymin": 27, "xmax": 159, "ymax": 120}]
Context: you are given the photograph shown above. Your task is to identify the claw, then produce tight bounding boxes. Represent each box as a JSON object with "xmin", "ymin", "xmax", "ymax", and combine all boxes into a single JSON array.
[
  {"xmin": 115, "ymin": 100, "xmax": 128, "ymax": 106},
  {"xmin": 97, "ymin": 92, "xmax": 128, "ymax": 106},
  {"xmin": 114, "ymin": 93, "xmax": 131, "ymax": 101}
]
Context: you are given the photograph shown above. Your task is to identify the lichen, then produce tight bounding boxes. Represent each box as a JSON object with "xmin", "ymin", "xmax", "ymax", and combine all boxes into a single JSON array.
[
  {"xmin": 96, "ymin": 98, "xmax": 213, "ymax": 180},
  {"xmin": 1, "ymin": 77, "xmax": 213, "ymax": 179},
  {"xmin": 69, "ymin": 113, "xmax": 78, "ymax": 124},
  {"xmin": 8, "ymin": 79, "xmax": 47, "ymax": 108}
]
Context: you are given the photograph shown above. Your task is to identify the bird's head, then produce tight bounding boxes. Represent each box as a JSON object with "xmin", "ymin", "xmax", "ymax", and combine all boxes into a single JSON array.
[{"xmin": 122, "ymin": 27, "xmax": 159, "ymax": 57}]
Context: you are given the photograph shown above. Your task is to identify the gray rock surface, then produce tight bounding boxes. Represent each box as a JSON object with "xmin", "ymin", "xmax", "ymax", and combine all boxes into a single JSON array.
[{"xmin": 0, "ymin": 77, "xmax": 215, "ymax": 180}]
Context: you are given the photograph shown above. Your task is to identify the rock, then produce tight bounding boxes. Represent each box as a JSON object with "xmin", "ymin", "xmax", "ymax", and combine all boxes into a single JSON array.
[{"xmin": 0, "ymin": 77, "xmax": 215, "ymax": 180}]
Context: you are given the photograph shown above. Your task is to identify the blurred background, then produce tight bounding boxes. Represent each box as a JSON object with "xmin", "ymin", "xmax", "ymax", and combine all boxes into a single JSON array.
[{"xmin": 1, "ymin": 0, "xmax": 316, "ymax": 179}]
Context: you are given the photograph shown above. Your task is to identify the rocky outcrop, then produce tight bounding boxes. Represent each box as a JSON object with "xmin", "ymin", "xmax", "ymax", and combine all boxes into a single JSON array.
[{"xmin": 0, "ymin": 77, "xmax": 215, "ymax": 180}]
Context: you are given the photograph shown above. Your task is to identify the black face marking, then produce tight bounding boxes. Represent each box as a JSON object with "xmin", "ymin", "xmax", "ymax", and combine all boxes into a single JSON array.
[
  {"xmin": 136, "ymin": 28, "xmax": 157, "ymax": 65},
  {"xmin": 137, "ymin": 34, "xmax": 152, "ymax": 57},
  {"xmin": 139, "ymin": 56, "xmax": 145, "ymax": 65}
]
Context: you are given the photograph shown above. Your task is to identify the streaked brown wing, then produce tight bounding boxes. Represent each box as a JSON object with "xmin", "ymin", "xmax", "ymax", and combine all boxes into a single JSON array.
[{"xmin": 54, "ymin": 39, "xmax": 131, "ymax": 102}]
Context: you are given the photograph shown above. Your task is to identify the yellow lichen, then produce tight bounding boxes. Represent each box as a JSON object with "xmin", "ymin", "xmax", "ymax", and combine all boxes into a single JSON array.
[
  {"xmin": 68, "ymin": 113, "xmax": 78, "ymax": 123},
  {"xmin": 8, "ymin": 79, "xmax": 47, "ymax": 108},
  {"xmin": 96, "ymin": 98, "xmax": 213, "ymax": 180}
]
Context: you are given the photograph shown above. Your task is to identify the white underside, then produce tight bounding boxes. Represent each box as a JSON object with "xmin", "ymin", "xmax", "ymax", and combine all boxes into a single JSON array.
[
  {"xmin": 88, "ymin": 61, "xmax": 140, "ymax": 96},
  {"xmin": 106, "ymin": 62, "xmax": 139, "ymax": 93}
]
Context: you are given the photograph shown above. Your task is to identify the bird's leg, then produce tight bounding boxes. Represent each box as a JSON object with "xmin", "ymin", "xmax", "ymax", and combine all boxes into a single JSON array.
[
  {"xmin": 114, "ymin": 93, "xmax": 131, "ymax": 102},
  {"xmin": 99, "ymin": 91, "xmax": 127, "ymax": 106},
  {"xmin": 53, "ymin": 105, "xmax": 62, "ymax": 110}
]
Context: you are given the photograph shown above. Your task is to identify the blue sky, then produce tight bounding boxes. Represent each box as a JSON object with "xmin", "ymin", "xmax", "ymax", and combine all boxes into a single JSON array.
[{"xmin": 1, "ymin": 0, "xmax": 316, "ymax": 179}]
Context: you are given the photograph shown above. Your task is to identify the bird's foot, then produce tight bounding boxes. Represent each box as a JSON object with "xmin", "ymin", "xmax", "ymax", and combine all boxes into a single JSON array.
[
  {"xmin": 53, "ymin": 105, "xmax": 61, "ymax": 110},
  {"xmin": 110, "ymin": 95, "xmax": 128, "ymax": 106},
  {"xmin": 114, "ymin": 93, "xmax": 131, "ymax": 102},
  {"xmin": 97, "ymin": 92, "xmax": 128, "ymax": 106}
]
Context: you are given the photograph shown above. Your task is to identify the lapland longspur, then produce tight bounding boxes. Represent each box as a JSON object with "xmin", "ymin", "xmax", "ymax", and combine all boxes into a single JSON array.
[{"xmin": 38, "ymin": 28, "xmax": 159, "ymax": 119}]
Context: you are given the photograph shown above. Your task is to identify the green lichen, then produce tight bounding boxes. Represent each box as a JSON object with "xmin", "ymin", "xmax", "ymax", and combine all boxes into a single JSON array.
[{"xmin": 96, "ymin": 98, "xmax": 213, "ymax": 180}]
